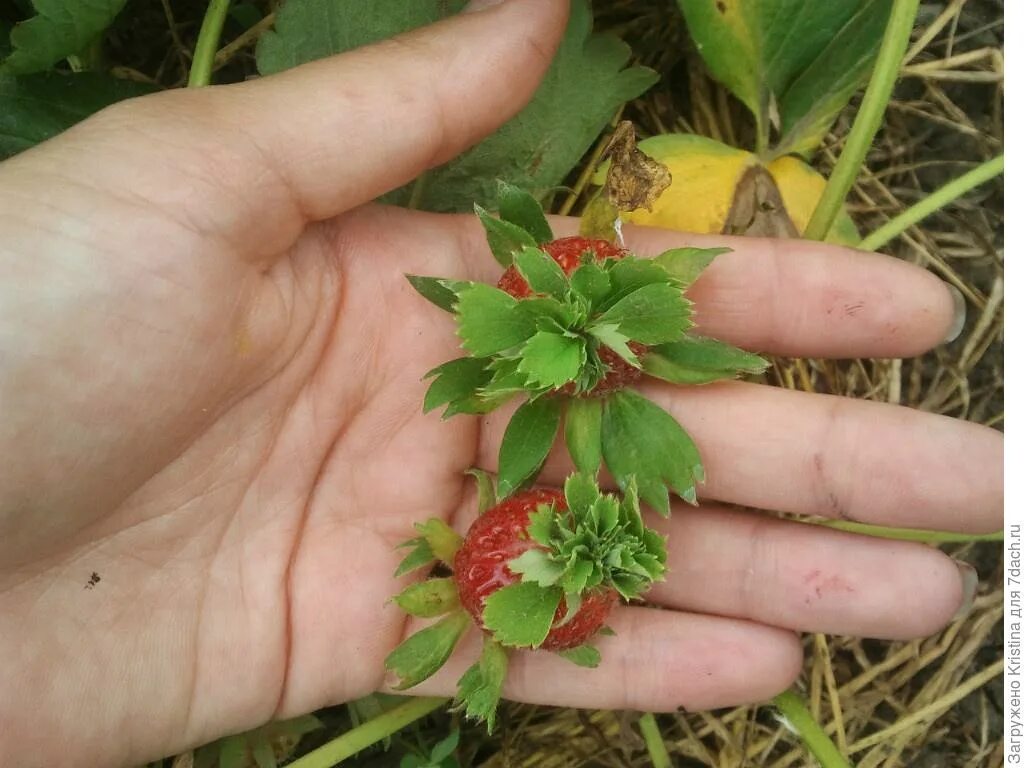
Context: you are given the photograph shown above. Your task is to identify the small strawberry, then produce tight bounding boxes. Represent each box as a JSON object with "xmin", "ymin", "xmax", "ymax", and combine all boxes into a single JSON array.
[
  {"xmin": 385, "ymin": 472, "xmax": 667, "ymax": 732},
  {"xmin": 406, "ymin": 182, "xmax": 768, "ymax": 514}
]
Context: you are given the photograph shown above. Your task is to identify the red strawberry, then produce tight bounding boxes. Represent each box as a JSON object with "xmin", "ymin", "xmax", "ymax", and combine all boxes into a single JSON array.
[
  {"xmin": 453, "ymin": 488, "xmax": 617, "ymax": 650},
  {"xmin": 497, "ymin": 236, "xmax": 628, "ymax": 298}
]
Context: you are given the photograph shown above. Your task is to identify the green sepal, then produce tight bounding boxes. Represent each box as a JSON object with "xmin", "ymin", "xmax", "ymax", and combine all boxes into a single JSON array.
[
  {"xmin": 406, "ymin": 275, "xmax": 472, "ymax": 313},
  {"xmin": 517, "ymin": 331, "xmax": 585, "ymax": 389},
  {"xmin": 598, "ymin": 256, "xmax": 678, "ymax": 311},
  {"xmin": 597, "ymin": 626, "xmax": 616, "ymax": 637},
  {"xmin": 570, "ymin": 263, "xmax": 612, "ymax": 306},
  {"xmin": 423, "ymin": 358, "xmax": 493, "ymax": 417},
  {"xmin": 643, "ymin": 336, "xmax": 768, "ymax": 385},
  {"xmin": 497, "ymin": 397, "xmax": 561, "ymax": 499},
  {"xmin": 496, "ymin": 181, "xmax": 554, "ymax": 243},
  {"xmin": 601, "ymin": 390, "xmax": 704, "ymax": 514},
  {"xmin": 598, "ymin": 283, "xmax": 691, "ymax": 345},
  {"xmin": 652, "ymin": 246, "xmax": 730, "ymax": 286},
  {"xmin": 394, "ymin": 538, "xmax": 435, "ymax": 577},
  {"xmin": 455, "ymin": 284, "xmax": 537, "ymax": 356},
  {"xmin": 414, "ymin": 518, "xmax": 463, "ymax": 567},
  {"xmin": 474, "ymin": 204, "xmax": 538, "ymax": 268},
  {"xmin": 465, "ymin": 468, "xmax": 497, "ymax": 515},
  {"xmin": 514, "ymin": 247, "xmax": 570, "ymax": 298},
  {"xmin": 588, "ymin": 323, "xmax": 641, "ymax": 367},
  {"xmin": 564, "ymin": 398, "xmax": 603, "ymax": 476},
  {"xmin": 384, "ymin": 611, "xmax": 471, "ymax": 690},
  {"xmin": 482, "ymin": 581, "xmax": 563, "ymax": 648},
  {"xmin": 393, "ymin": 578, "xmax": 459, "ymax": 618},
  {"xmin": 507, "ymin": 547, "xmax": 565, "ymax": 588},
  {"xmin": 454, "ymin": 636, "xmax": 508, "ymax": 734},
  {"xmin": 558, "ymin": 645, "xmax": 601, "ymax": 668}
]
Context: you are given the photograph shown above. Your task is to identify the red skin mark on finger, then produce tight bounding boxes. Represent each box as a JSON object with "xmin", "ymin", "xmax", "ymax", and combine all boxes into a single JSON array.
[{"xmin": 803, "ymin": 570, "xmax": 856, "ymax": 601}]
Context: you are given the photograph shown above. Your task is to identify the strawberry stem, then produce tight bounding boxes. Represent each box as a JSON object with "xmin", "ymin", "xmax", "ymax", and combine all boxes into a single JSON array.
[
  {"xmin": 637, "ymin": 712, "xmax": 671, "ymax": 768},
  {"xmin": 773, "ymin": 690, "xmax": 852, "ymax": 768},
  {"xmin": 286, "ymin": 697, "xmax": 447, "ymax": 768}
]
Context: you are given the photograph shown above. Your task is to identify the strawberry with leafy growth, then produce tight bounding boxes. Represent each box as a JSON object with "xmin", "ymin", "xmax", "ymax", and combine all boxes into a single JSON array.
[
  {"xmin": 385, "ymin": 472, "xmax": 667, "ymax": 732},
  {"xmin": 407, "ymin": 181, "xmax": 767, "ymax": 514}
]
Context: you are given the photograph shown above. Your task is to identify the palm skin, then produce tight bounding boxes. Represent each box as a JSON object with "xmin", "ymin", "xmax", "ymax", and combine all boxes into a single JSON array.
[{"xmin": 0, "ymin": 3, "xmax": 1002, "ymax": 767}]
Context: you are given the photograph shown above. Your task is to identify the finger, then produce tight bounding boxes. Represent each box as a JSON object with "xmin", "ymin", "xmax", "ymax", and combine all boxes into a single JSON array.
[
  {"xmin": 406, "ymin": 606, "xmax": 802, "ymax": 711},
  {"xmin": 477, "ymin": 380, "xmax": 1003, "ymax": 533},
  {"xmin": 644, "ymin": 503, "xmax": 972, "ymax": 640}
]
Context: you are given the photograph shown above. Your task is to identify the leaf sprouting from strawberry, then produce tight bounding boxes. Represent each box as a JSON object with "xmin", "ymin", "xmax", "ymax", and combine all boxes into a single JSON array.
[
  {"xmin": 406, "ymin": 179, "xmax": 767, "ymax": 512},
  {"xmin": 385, "ymin": 472, "xmax": 667, "ymax": 733}
]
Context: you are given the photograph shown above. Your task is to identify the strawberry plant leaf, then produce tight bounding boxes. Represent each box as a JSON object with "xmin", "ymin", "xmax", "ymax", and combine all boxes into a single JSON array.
[
  {"xmin": 598, "ymin": 283, "xmax": 690, "ymax": 345},
  {"xmin": 423, "ymin": 357, "xmax": 492, "ymax": 416},
  {"xmin": 558, "ymin": 645, "xmax": 601, "ymax": 668},
  {"xmin": 564, "ymin": 398, "xmax": 603, "ymax": 476},
  {"xmin": 0, "ymin": 72, "xmax": 155, "ymax": 160},
  {"xmin": 602, "ymin": 390, "xmax": 704, "ymax": 514},
  {"xmin": 508, "ymin": 548, "xmax": 565, "ymax": 588},
  {"xmin": 414, "ymin": 519, "xmax": 463, "ymax": 566},
  {"xmin": 517, "ymin": 332, "xmax": 584, "ymax": 389},
  {"xmin": 466, "ymin": 468, "xmax": 496, "ymax": 515},
  {"xmin": 513, "ymin": 247, "xmax": 570, "ymax": 299},
  {"xmin": 643, "ymin": 336, "xmax": 768, "ymax": 385},
  {"xmin": 455, "ymin": 637, "xmax": 507, "ymax": 734},
  {"xmin": 598, "ymin": 257, "xmax": 676, "ymax": 311},
  {"xmin": 1, "ymin": 0, "xmax": 128, "ymax": 75},
  {"xmin": 406, "ymin": 276, "xmax": 472, "ymax": 314},
  {"xmin": 394, "ymin": 578, "xmax": 459, "ymax": 618},
  {"xmin": 497, "ymin": 181, "xmax": 553, "ymax": 243},
  {"xmin": 456, "ymin": 284, "xmax": 537, "ymax": 357},
  {"xmin": 482, "ymin": 582, "xmax": 562, "ymax": 648},
  {"xmin": 394, "ymin": 538, "xmax": 435, "ymax": 577},
  {"xmin": 497, "ymin": 397, "xmax": 561, "ymax": 499},
  {"xmin": 652, "ymin": 247, "xmax": 729, "ymax": 287},
  {"xmin": 564, "ymin": 473, "xmax": 601, "ymax": 516},
  {"xmin": 569, "ymin": 264, "xmax": 612, "ymax": 306},
  {"xmin": 588, "ymin": 323, "xmax": 641, "ymax": 367},
  {"xmin": 385, "ymin": 611, "xmax": 471, "ymax": 690},
  {"xmin": 429, "ymin": 729, "xmax": 460, "ymax": 763},
  {"xmin": 475, "ymin": 204, "xmax": 538, "ymax": 268}
]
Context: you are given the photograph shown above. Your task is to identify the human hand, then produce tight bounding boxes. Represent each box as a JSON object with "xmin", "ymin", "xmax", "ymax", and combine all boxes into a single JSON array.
[{"xmin": 0, "ymin": 1, "xmax": 1001, "ymax": 766}]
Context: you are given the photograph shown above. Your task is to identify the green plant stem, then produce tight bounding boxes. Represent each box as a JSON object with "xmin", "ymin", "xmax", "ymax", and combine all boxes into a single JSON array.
[
  {"xmin": 188, "ymin": 0, "xmax": 232, "ymax": 87},
  {"xmin": 773, "ymin": 690, "xmax": 851, "ymax": 768},
  {"xmin": 287, "ymin": 697, "xmax": 447, "ymax": 768},
  {"xmin": 858, "ymin": 155, "xmax": 1004, "ymax": 250},
  {"xmin": 809, "ymin": 518, "xmax": 1003, "ymax": 543},
  {"xmin": 803, "ymin": 0, "xmax": 920, "ymax": 242},
  {"xmin": 637, "ymin": 712, "xmax": 671, "ymax": 768}
]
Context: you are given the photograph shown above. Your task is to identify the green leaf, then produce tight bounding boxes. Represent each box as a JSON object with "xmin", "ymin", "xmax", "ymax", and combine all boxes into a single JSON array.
[
  {"xmin": 600, "ymin": 257, "xmax": 676, "ymax": 311},
  {"xmin": 423, "ymin": 357, "xmax": 492, "ymax": 416},
  {"xmin": 394, "ymin": 538, "xmax": 435, "ymax": 577},
  {"xmin": 455, "ymin": 284, "xmax": 537, "ymax": 357},
  {"xmin": 588, "ymin": 323, "xmax": 641, "ymax": 367},
  {"xmin": 465, "ymin": 468, "xmax": 496, "ymax": 515},
  {"xmin": 481, "ymin": 582, "xmax": 562, "ymax": 648},
  {"xmin": 518, "ymin": 332, "xmax": 584, "ymax": 389},
  {"xmin": 217, "ymin": 735, "xmax": 249, "ymax": 768},
  {"xmin": 0, "ymin": 72, "xmax": 155, "ymax": 160},
  {"xmin": 475, "ymin": 204, "xmax": 538, "ymax": 267},
  {"xmin": 1, "ymin": 0, "xmax": 128, "ymax": 75},
  {"xmin": 508, "ymin": 548, "xmax": 565, "ymax": 588},
  {"xmin": 394, "ymin": 578, "xmax": 459, "ymax": 618},
  {"xmin": 414, "ymin": 519, "xmax": 462, "ymax": 566},
  {"xmin": 497, "ymin": 397, "xmax": 561, "ymax": 498},
  {"xmin": 601, "ymin": 390, "xmax": 704, "ymax": 514},
  {"xmin": 564, "ymin": 473, "xmax": 601, "ymax": 517},
  {"xmin": 570, "ymin": 263, "xmax": 611, "ymax": 306},
  {"xmin": 514, "ymin": 247, "xmax": 570, "ymax": 298},
  {"xmin": 406, "ymin": 276, "xmax": 472, "ymax": 314},
  {"xmin": 497, "ymin": 181, "xmax": 554, "ymax": 243},
  {"xmin": 564, "ymin": 399, "xmax": 604, "ymax": 476},
  {"xmin": 385, "ymin": 612, "xmax": 471, "ymax": 690},
  {"xmin": 429, "ymin": 729, "xmax": 460, "ymax": 763},
  {"xmin": 652, "ymin": 247, "xmax": 729, "ymax": 287},
  {"xmin": 558, "ymin": 645, "xmax": 601, "ymax": 668},
  {"xmin": 677, "ymin": 0, "xmax": 892, "ymax": 154},
  {"xmin": 599, "ymin": 283, "xmax": 690, "ymax": 344},
  {"xmin": 643, "ymin": 336, "xmax": 768, "ymax": 385},
  {"xmin": 455, "ymin": 638, "xmax": 508, "ymax": 734}
]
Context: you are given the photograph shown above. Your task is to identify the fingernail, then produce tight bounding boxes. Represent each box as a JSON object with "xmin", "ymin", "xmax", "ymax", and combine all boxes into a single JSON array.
[
  {"xmin": 944, "ymin": 282, "xmax": 966, "ymax": 343},
  {"xmin": 953, "ymin": 560, "xmax": 978, "ymax": 621},
  {"xmin": 463, "ymin": 0, "xmax": 505, "ymax": 11}
]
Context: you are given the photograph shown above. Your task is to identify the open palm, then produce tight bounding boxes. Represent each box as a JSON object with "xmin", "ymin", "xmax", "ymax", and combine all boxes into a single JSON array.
[{"xmin": 0, "ymin": 3, "xmax": 1001, "ymax": 767}]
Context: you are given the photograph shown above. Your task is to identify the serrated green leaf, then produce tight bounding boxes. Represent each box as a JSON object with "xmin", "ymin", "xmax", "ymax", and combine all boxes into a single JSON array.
[
  {"xmin": 601, "ymin": 390, "xmax": 704, "ymax": 514},
  {"xmin": 456, "ymin": 284, "xmax": 537, "ymax": 357},
  {"xmin": 497, "ymin": 397, "xmax": 561, "ymax": 499},
  {"xmin": 429, "ymin": 729, "xmax": 460, "ymax": 763},
  {"xmin": 599, "ymin": 257, "xmax": 675, "ymax": 310},
  {"xmin": 423, "ymin": 357, "xmax": 493, "ymax": 417},
  {"xmin": 570, "ymin": 263, "xmax": 612, "ymax": 306},
  {"xmin": 394, "ymin": 538, "xmax": 435, "ymax": 577},
  {"xmin": 564, "ymin": 399, "xmax": 604, "ymax": 476},
  {"xmin": 558, "ymin": 645, "xmax": 601, "ymax": 668},
  {"xmin": 406, "ymin": 275, "xmax": 472, "ymax": 314},
  {"xmin": 1, "ymin": 0, "xmax": 128, "ymax": 75},
  {"xmin": 562, "ymin": 558, "xmax": 595, "ymax": 594},
  {"xmin": 476, "ymin": 204, "xmax": 538, "ymax": 267},
  {"xmin": 643, "ymin": 336, "xmax": 768, "ymax": 385},
  {"xmin": 455, "ymin": 637, "xmax": 508, "ymax": 734},
  {"xmin": 526, "ymin": 504, "xmax": 557, "ymax": 547},
  {"xmin": 482, "ymin": 582, "xmax": 562, "ymax": 648},
  {"xmin": 0, "ymin": 72, "xmax": 155, "ymax": 160},
  {"xmin": 652, "ymin": 247, "xmax": 729, "ymax": 287},
  {"xmin": 599, "ymin": 283, "xmax": 690, "ymax": 344},
  {"xmin": 385, "ymin": 612, "xmax": 470, "ymax": 690},
  {"xmin": 514, "ymin": 247, "xmax": 570, "ymax": 298},
  {"xmin": 588, "ymin": 323, "xmax": 641, "ymax": 368},
  {"xmin": 564, "ymin": 473, "xmax": 601, "ymax": 518},
  {"xmin": 508, "ymin": 548, "xmax": 565, "ymax": 588},
  {"xmin": 497, "ymin": 181, "xmax": 554, "ymax": 243},
  {"xmin": 518, "ymin": 332, "xmax": 584, "ymax": 389},
  {"xmin": 394, "ymin": 578, "xmax": 459, "ymax": 618}
]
